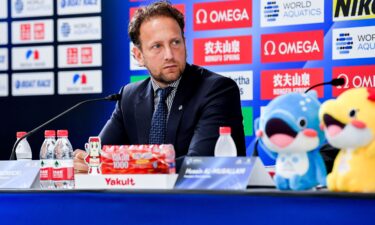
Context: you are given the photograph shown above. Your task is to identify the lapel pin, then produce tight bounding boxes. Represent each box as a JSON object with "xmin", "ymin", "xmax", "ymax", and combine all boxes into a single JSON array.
[{"xmin": 178, "ymin": 105, "xmax": 183, "ymax": 111}]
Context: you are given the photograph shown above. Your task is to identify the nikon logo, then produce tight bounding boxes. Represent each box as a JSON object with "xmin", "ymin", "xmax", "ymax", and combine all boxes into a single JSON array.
[{"xmin": 333, "ymin": 0, "xmax": 375, "ymax": 21}]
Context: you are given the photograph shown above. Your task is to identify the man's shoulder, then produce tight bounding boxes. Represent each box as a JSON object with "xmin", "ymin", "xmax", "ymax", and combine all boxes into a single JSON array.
[
  {"xmin": 188, "ymin": 64, "xmax": 237, "ymax": 87},
  {"xmin": 120, "ymin": 77, "xmax": 151, "ymax": 99},
  {"xmin": 125, "ymin": 77, "xmax": 150, "ymax": 90}
]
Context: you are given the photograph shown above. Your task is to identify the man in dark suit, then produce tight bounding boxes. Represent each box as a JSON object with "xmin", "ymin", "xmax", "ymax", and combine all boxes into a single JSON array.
[{"xmin": 74, "ymin": 1, "xmax": 245, "ymax": 172}]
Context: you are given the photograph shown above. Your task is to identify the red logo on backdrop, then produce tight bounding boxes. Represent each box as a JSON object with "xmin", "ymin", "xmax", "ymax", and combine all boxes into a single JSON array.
[
  {"xmin": 261, "ymin": 30, "xmax": 324, "ymax": 63},
  {"xmin": 194, "ymin": 35, "xmax": 252, "ymax": 66},
  {"xmin": 67, "ymin": 47, "xmax": 93, "ymax": 65},
  {"xmin": 332, "ymin": 65, "xmax": 375, "ymax": 97},
  {"xmin": 261, "ymin": 68, "xmax": 324, "ymax": 100},
  {"xmin": 20, "ymin": 24, "xmax": 31, "ymax": 40},
  {"xmin": 193, "ymin": 0, "xmax": 252, "ymax": 30},
  {"xmin": 130, "ymin": 4, "xmax": 185, "ymax": 19},
  {"xmin": 33, "ymin": 23, "xmax": 45, "ymax": 40},
  {"xmin": 81, "ymin": 47, "xmax": 93, "ymax": 64},
  {"xmin": 67, "ymin": 48, "xmax": 78, "ymax": 65},
  {"xmin": 20, "ymin": 23, "xmax": 45, "ymax": 41}
]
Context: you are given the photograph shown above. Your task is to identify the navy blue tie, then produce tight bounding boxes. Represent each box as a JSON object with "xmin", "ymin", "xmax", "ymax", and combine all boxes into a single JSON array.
[{"xmin": 149, "ymin": 87, "xmax": 173, "ymax": 144}]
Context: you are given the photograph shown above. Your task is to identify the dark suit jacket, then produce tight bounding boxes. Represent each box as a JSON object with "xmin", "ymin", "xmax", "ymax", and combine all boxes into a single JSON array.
[{"xmin": 99, "ymin": 63, "xmax": 246, "ymax": 170}]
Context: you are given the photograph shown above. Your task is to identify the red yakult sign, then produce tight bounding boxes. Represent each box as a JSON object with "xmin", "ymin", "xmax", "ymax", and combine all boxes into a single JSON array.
[
  {"xmin": 194, "ymin": 35, "xmax": 252, "ymax": 66},
  {"xmin": 261, "ymin": 30, "xmax": 324, "ymax": 63},
  {"xmin": 194, "ymin": 0, "xmax": 252, "ymax": 30},
  {"xmin": 21, "ymin": 23, "xmax": 44, "ymax": 40},
  {"xmin": 333, "ymin": 65, "xmax": 375, "ymax": 97},
  {"xmin": 261, "ymin": 68, "xmax": 324, "ymax": 100}
]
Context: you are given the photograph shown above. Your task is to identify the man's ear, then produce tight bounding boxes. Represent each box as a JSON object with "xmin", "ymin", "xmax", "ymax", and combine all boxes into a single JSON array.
[{"xmin": 132, "ymin": 45, "xmax": 144, "ymax": 67}]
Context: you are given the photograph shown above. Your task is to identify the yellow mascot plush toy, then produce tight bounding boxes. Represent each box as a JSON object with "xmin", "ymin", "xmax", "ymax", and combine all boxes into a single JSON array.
[{"xmin": 319, "ymin": 87, "xmax": 375, "ymax": 192}]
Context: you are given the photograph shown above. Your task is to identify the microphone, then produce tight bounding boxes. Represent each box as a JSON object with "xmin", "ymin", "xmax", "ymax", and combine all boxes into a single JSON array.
[
  {"xmin": 105, "ymin": 94, "xmax": 121, "ymax": 101},
  {"xmin": 9, "ymin": 93, "xmax": 121, "ymax": 160},
  {"xmin": 304, "ymin": 78, "xmax": 345, "ymax": 93}
]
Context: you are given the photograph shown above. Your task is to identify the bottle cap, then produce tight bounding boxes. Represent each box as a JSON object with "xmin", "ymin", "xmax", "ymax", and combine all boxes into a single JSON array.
[
  {"xmin": 219, "ymin": 127, "xmax": 231, "ymax": 135},
  {"xmin": 16, "ymin": 131, "xmax": 27, "ymax": 139},
  {"xmin": 57, "ymin": 130, "xmax": 68, "ymax": 137},
  {"xmin": 44, "ymin": 130, "xmax": 56, "ymax": 137}
]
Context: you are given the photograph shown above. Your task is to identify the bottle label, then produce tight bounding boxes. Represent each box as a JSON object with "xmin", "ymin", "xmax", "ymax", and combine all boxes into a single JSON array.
[
  {"xmin": 40, "ymin": 160, "xmax": 54, "ymax": 180},
  {"xmin": 52, "ymin": 160, "xmax": 74, "ymax": 181}
]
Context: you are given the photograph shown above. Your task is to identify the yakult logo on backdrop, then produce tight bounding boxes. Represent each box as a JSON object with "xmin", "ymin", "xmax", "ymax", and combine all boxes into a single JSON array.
[
  {"xmin": 12, "ymin": 20, "xmax": 53, "ymax": 44},
  {"xmin": 333, "ymin": 65, "xmax": 375, "ymax": 96},
  {"xmin": 194, "ymin": 36, "xmax": 252, "ymax": 66},
  {"xmin": 58, "ymin": 44, "xmax": 102, "ymax": 68},
  {"xmin": 194, "ymin": 0, "xmax": 251, "ymax": 30},
  {"xmin": 261, "ymin": 0, "xmax": 324, "ymax": 27},
  {"xmin": 67, "ymin": 47, "xmax": 92, "ymax": 64},
  {"xmin": 333, "ymin": 26, "xmax": 375, "ymax": 60},
  {"xmin": 261, "ymin": 30, "xmax": 323, "ymax": 63},
  {"xmin": 261, "ymin": 68, "xmax": 324, "ymax": 100}
]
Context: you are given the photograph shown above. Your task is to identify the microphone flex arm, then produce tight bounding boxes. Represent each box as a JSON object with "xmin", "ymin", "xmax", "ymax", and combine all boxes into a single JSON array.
[{"xmin": 9, "ymin": 95, "xmax": 119, "ymax": 160}]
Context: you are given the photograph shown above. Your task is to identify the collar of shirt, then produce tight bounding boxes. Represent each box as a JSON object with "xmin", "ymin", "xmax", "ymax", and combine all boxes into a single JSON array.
[
  {"xmin": 150, "ymin": 76, "xmax": 182, "ymax": 115},
  {"xmin": 150, "ymin": 76, "xmax": 181, "ymax": 94}
]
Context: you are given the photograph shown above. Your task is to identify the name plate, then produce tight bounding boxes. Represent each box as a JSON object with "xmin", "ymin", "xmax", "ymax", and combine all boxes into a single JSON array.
[
  {"xmin": 75, "ymin": 174, "xmax": 178, "ymax": 189},
  {"xmin": 0, "ymin": 160, "xmax": 40, "ymax": 189},
  {"xmin": 174, "ymin": 157, "xmax": 274, "ymax": 190}
]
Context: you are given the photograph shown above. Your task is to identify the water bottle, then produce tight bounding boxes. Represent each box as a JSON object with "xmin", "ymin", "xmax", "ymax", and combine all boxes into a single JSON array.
[
  {"xmin": 40, "ymin": 130, "xmax": 56, "ymax": 189},
  {"xmin": 214, "ymin": 127, "xmax": 237, "ymax": 157},
  {"xmin": 53, "ymin": 130, "xmax": 74, "ymax": 189},
  {"xmin": 15, "ymin": 131, "xmax": 32, "ymax": 160}
]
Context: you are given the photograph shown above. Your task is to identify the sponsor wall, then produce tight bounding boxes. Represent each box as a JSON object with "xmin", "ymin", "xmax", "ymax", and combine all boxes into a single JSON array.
[
  {"xmin": 0, "ymin": 0, "xmax": 375, "ymax": 164},
  {"xmin": 0, "ymin": 0, "xmax": 105, "ymax": 160}
]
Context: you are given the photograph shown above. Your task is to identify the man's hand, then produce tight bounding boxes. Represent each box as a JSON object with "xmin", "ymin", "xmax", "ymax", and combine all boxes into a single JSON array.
[{"xmin": 73, "ymin": 149, "xmax": 89, "ymax": 174}]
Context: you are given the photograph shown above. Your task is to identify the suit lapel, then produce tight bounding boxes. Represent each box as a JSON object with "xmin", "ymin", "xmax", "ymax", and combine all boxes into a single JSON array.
[{"xmin": 135, "ymin": 80, "xmax": 154, "ymax": 144}]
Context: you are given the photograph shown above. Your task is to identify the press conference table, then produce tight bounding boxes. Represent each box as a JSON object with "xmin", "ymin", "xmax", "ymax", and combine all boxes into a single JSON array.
[{"xmin": 1, "ymin": 188, "xmax": 375, "ymax": 225}]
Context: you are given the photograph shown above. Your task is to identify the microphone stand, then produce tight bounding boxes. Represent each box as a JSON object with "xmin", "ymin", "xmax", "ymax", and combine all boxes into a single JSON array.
[
  {"xmin": 9, "ymin": 94, "xmax": 120, "ymax": 160},
  {"xmin": 305, "ymin": 78, "xmax": 345, "ymax": 93},
  {"xmin": 304, "ymin": 81, "xmax": 332, "ymax": 93}
]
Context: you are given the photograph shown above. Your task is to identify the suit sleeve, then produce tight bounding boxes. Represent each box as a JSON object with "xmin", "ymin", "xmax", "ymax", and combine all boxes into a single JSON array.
[
  {"xmin": 182, "ymin": 77, "xmax": 246, "ymax": 159},
  {"xmin": 99, "ymin": 87, "xmax": 129, "ymax": 145}
]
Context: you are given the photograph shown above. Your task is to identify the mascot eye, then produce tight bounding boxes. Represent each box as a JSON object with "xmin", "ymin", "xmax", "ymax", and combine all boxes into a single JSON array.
[
  {"xmin": 349, "ymin": 109, "xmax": 357, "ymax": 118},
  {"xmin": 298, "ymin": 118, "xmax": 307, "ymax": 128}
]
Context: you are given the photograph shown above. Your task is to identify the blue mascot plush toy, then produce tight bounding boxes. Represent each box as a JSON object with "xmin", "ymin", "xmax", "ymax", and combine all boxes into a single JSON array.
[{"xmin": 254, "ymin": 91, "xmax": 327, "ymax": 190}]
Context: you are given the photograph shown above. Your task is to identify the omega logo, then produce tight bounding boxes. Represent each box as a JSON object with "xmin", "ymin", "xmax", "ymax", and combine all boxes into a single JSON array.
[
  {"xmin": 264, "ymin": 40, "xmax": 320, "ymax": 55},
  {"xmin": 196, "ymin": 8, "xmax": 249, "ymax": 24}
]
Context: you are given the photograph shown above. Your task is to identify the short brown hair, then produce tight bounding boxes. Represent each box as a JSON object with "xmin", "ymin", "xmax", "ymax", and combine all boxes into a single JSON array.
[{"xmin": 128, "ymin": 1, "xmax": 185, "ymax": 48}]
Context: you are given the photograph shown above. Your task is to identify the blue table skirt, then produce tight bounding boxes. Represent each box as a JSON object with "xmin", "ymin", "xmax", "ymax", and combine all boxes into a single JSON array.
[{"xmin": 1, "ymin": 189, "xmax": 374, "ymax": 225}]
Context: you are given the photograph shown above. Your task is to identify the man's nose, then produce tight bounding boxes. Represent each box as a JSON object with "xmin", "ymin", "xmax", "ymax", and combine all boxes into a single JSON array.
[{"xmin": 164, "ymin": 46, "xmax": 174, "ymax": 61}]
